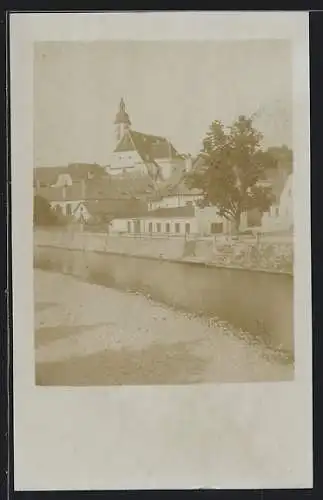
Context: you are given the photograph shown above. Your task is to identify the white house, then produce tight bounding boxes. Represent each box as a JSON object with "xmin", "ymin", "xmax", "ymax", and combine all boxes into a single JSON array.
[
  {"xmin": 109, "ymin": 204, "xmax": 241, "ymax": 238},
  {"xmin": 261, "ymin": 173, "xmax": 293, "ymax": 232},
  {"xmin": 110, "ymin": 206, "xmax": 199, "ymax": 236}
]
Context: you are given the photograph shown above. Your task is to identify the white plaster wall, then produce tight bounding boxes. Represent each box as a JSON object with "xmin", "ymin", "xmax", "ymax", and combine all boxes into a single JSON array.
[
  {"xmin": 110, "ymin": 218, "xmax": 129, "ymax": 234},
  {"xmin": 111, "ymin": 217, "xmax": 198, "ymax": 235},
  {"xmin": 195, "ymin": 206, "xmax": 229, "ymax": 235},
  {"xmin": 261, "ymin": 180, "xmax": 293, "ymax": 233},
  {"xmin": 279, "ymin": 174, "xmax": 293, "ymax": 229},
  {"xmin": 141, "ymin": 217, "xmax": 198, "ymax": 235},
  {"xmin": 108, "ymin": 151, "xmax": 144, "ymax": 174}
]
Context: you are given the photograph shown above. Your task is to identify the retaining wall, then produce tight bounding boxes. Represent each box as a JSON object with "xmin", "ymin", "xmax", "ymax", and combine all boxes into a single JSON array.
[{"xmin": 34, "ymin": 244, "xmax": 294, "ymax": 355}]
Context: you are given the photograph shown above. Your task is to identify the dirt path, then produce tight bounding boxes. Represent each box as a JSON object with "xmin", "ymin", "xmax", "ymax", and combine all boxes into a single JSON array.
[{"xmin": 34, "ymin": 269, "xmax": 293, "ymax": 385}]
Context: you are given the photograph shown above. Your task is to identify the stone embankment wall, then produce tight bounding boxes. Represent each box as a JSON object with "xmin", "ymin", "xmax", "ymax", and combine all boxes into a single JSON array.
[
  {"xmin": 34, "ymin": 229, "xmax": 293, "ymax": 274},
  {"xmin": 34, "ymin": 230, "xmax": 294, "ymax": 355}
]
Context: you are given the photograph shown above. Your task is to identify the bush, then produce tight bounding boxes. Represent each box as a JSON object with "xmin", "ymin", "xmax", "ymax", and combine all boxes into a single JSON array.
[{"xmin": 33, "ymin": 195, "xmax": 58, "ymax": 226}]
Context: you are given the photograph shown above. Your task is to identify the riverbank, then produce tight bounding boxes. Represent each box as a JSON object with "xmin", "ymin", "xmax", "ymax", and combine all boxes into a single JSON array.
[
  {"xmin": 34, "ymin": 244, "xmax": 294, "ymax": 354},
  {"xmin": 34, "ymin": 228, "xmax": 293, "ymax": 274},
  {"xmin": 35, "ymin": 269, "xmax": 293, "ymax": 385}
]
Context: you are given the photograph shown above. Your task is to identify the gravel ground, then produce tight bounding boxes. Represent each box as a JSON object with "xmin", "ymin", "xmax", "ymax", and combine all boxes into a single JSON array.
[{"xmin": 34, "ymin": 269, "xmax": 293, "ymax": 385}]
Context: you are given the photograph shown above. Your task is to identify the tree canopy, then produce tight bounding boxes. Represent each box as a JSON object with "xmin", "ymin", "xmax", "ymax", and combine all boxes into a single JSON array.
[
  {"xmin": 33, "ymin": 195, "xmax": 58, "ymax": 226},
  {"xmin": 185, "ymin": 115, "xmax": 280, "ymax": 232}
]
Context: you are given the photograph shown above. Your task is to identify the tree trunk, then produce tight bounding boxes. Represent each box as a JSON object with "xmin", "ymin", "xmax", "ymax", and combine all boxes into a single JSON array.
[{"xmin": 232, "ymin": 211, "xmax": 241, "ymax": 235}]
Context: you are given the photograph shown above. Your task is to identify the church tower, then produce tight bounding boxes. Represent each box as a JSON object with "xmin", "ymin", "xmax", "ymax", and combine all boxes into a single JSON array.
[{"xmin": 114, "ymin": 98, "xmax": 131, "ymax": 143}]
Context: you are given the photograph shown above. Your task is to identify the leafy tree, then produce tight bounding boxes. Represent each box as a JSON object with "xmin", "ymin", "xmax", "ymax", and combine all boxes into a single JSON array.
[
  {"xmin": 33, "ymin": 195, "xmax": 58, "ymax": 226},
  {"xmin": 185, "ymin": 115, "xmax": 277, "ymax": 233}
]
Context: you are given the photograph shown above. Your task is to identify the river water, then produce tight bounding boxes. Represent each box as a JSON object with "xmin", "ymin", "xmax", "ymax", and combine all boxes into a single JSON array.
[{"xmin": 35, "ymin": 269, "xmax": 293, "ymax": 385}]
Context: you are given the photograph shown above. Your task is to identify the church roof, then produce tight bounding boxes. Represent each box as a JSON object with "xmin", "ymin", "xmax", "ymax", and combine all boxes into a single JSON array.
[{"xmin": 114, "ymin": 130, "xmax": 183, "ymax": 162}]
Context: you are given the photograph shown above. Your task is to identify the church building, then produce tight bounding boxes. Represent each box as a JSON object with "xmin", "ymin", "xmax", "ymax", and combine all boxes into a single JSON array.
[{"xmin": 106, "ymin": 98, "xmax": 187, "ymax": 180}]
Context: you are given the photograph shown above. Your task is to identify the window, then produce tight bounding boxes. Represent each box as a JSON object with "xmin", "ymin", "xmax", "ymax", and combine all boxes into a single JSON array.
[
  {"xmin": 175, "ymin": 223, "xmax": 180, "ymax": 234},
  {"xmin": 211, "ymin": 222, "xmax": 223, "ymax": 234},
  {"xmin": 166, "ymin": 223, "xmax": 170, "ymax": 233},
  {"xmin": 66, "ymin": 203, "xmax": 72, "ymax": 216},
  {"xmin": 275, "ymin": 207, "xmax": 279, "ymax": 217},
  {"xmin": 134, "ymin": 220, "xmax": 141, "ymax": 233},
  {"xmin": 185, "ymin": 223, "xmax": 190, "ymax": 234},
  {"xmin": 127, "ymin": 221, "xmax": 132, "ymax": 233},
  {"xmin": 156, "ymin": 223, "xmax": 161, "ymax": 233},
  {"xmin": 148, "ymin": 222, "xmax": 153, "ymax": 233}
]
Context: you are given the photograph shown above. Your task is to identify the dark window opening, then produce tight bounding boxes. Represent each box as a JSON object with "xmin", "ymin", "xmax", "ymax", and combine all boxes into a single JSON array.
[
  {"xmin": 166, "ymin": 223, "xmax": 170, "ymax": 233},
  {"xmin": 185, "ymin": 223, "xmax": 190, "ymax": 234},
  {"xmin": 156, "ymin": 223, "xmax": 161, "ymax": 233},
  {"xmin": 148, "ymin": 222, "xmax": 153, "ymax": 233},
  {"xmin": 211, "ymin": 222, "xmax": 223, "ymax": 234},
  {"xmin": 127, "ymin": 221, "xmax": 131, "ymax": 233},
  {"xmin": 175, "ymin": 223, "xmax": 180, "ymax": 234}
]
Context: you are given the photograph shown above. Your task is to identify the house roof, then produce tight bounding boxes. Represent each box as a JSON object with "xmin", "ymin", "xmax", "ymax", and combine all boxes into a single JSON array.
[
  {"xmin": 36, "ymin": 184, "xmax": 84, "ymax": 202},
  {"xmin": 147, "ymin": 206, "xmax": 196, "ymax": 218},
  {"xmin": 67, "ymin": 163, "xmax": 105, "ymax": 180},
  {"xmin": 34, "ymin": 163, "xmax": 105, "ymax": 186},
  {"xmin": 113, "ymin": 205, "xmax": 196, "ymax": 220},
  {"xmin": 36, "ymin": 175, "xmax": 158, "ymax": 204},
  {"xmin": 80, "ymin": 199, "xmax": 149, "ymax": 218}
]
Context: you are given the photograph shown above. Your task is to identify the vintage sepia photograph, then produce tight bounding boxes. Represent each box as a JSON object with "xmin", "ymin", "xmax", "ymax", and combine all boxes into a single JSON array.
[
  {"xmin": 11, "ymin": 12, "xmax": 312, "ymax": 491},
  {"xmin": 33, "ymin": 39, "xmax": 295, "ymax": 386}
]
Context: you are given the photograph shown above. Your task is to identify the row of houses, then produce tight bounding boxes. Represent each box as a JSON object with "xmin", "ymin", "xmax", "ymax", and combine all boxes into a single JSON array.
[{"xmin": 34, "ymin": 98, "xmax": 293, "ymax": 237}]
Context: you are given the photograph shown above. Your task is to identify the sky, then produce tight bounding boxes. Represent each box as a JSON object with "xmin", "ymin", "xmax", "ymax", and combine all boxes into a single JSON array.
[{"xmin": 34, "ymin": 40, "xmax": 292, "ymax": 167}]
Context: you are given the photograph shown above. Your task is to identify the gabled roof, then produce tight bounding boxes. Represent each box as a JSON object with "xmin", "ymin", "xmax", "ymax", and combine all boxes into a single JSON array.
[
  {"xmin": 114, "ymin": 130, "xmax": 183, "ymax": 162},
  {"xmin": 34, "ymin": 163, "xmax": 105, "ymax": 186},
  {"xmin": 36, "ymin": 184, "xmax": 84, "ymax": 202},
  {"xmin": 79, "ymin": 198, "xmax": 148, "ymax": 219},
  {"xmin": 35, "ymin": 175, "xmax": 159, "ymax": 203},
  {"xmin": 143, "ymin": 205, "xmax": 196, "ymax": 218},
  {"xmin": 111, "ymin": 205, "xmax": 196, "ymax": 220},
  {"xmin": 67, "ymin": 163, "xmax": 105, "ymax": 180}
]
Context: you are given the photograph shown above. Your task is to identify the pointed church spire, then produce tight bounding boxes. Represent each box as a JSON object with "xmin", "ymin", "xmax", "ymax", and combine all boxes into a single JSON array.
[
  {"xmin": 114, "ymin": 98, "xmax": 131, "ymax": 143},
  {"xmin": 114, "ymin": 98, "xmax": 131, "ymax": 126},
  {"xmin": 120, "ymin": 97, "xmax": 125, "ymax": 113}
]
